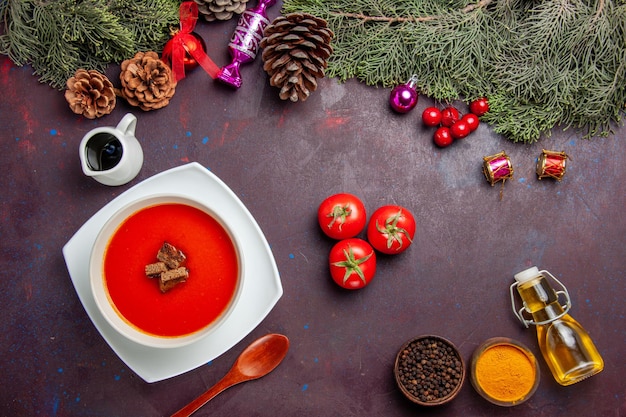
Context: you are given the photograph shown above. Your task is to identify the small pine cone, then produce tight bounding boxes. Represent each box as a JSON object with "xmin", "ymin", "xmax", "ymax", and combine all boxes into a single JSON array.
[
  {"xmin": 260, "ymin": 13, "xmax": 333, "ymax": 102},
  {"xmin": 65, "ymin": 69, "xmax": 116, "ymax": 119},
  {"xmin": 194, "ymin": 0, "xmax": 249, "ymax": 21},
  {"xmin": 119, "ymin": 51, "xmax": 176, "ymax": 111}
]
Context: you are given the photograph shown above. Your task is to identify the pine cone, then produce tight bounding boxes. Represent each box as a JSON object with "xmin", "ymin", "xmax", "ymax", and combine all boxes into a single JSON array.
[
  {"xmin": 260, "ymin": 13, "xmax": 333, "ymax": 102},
  {"xmin": 119, "ymin": 51, "xmax": 176, "ymax": 111},
  {"xmin": 194, "ymin": 0, "xmax": 249, "ymax": 21},
  {"xmin": 65, "ymin": 69, "xmax": 116, "ymax": 119}
]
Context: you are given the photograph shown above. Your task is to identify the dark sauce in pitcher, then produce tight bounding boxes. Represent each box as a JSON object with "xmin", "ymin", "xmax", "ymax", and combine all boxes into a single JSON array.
[{"xmin": 85, "ymin": 133, "xmax": 123, "ymax": 171}]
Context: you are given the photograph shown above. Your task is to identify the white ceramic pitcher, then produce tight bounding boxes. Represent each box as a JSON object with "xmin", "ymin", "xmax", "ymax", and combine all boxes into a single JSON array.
[{"xmin": 79, "ymin": 113, "xmax": 143, "ymax": 186}]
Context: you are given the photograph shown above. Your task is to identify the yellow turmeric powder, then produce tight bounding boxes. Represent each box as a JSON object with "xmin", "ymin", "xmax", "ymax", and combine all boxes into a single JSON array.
[{"xmin": 474, "ymin": 344, "xmax": 536, "ymax": 403}]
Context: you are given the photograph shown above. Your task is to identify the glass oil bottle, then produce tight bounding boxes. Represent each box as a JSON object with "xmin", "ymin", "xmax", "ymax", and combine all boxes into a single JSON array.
[{"xmin": 510, "ymin": 266, "xmax": 604, "ymax": 386}]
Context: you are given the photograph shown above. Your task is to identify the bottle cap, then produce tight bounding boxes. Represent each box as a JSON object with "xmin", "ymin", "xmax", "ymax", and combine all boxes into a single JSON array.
[{"xmin": 514, "ymin": 266, "xmax": 540, "ymax": 284}]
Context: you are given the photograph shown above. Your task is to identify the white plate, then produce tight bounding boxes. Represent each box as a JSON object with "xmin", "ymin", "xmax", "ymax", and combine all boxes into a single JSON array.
[{"xmin": 63, "ymin": 162, "xmax": 282, "ymax": 382}]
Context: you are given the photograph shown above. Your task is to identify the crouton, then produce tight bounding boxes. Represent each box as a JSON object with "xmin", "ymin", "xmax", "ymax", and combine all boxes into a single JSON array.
[
  {"xmin": 157, "ymin": 242, "xmax": 186, "ymax": 269},
  {"xmin": 145, "ymin": 262, "xmax": 167, "ymax": 277},
  {"xmin": 158, "ymin": 267, "xmax": 189, "ymax": 293}
]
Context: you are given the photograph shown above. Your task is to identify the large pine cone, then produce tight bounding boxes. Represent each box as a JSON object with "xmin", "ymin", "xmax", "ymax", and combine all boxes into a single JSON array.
[
  {"xmin": 260, "ymin": 13, "xmax": 333, "ymax": 102},
  {"xmin": 65, "ymin": 69, "xmax": 116, "ymax": 119},
  {"xmin": 119, "ymin": 51, "xmax": 176, "ymax": 111},
  {"xmin": 194, "ymin": 0, "xmax": 249, "ymax": 21}
]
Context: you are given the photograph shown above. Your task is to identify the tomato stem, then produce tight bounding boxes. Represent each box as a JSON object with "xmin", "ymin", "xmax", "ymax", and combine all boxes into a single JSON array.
[
  {"xmin": 326, "ymin": 204, "xmax": 352, "ymax": 231},
  {"xmin": 376, "ymin": 209, "xmax": 413, "ymax": 250},
  {"xmin": 332, "ymin": 246, "xmax": 373, "ymax": 285}
]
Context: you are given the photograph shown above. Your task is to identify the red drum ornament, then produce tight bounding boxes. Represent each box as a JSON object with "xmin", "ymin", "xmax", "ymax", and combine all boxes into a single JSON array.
[
  {"xmin": 483, "ymin": 151, "xmax": 514, "ymax": 186},
  {"xmin": 163, "ymin": 32, "xmax": 206, "ymax": 71},
  {"xmin": 161, "ymin": 2, "xmax": 220, "ymax": 82},
  {"xmin": 537, "ymin": 150, "xmax": 568, "ymax": 181},
  {"xmin": 389, "ymin": 75, "xmax": 419, "ymax": 113}
]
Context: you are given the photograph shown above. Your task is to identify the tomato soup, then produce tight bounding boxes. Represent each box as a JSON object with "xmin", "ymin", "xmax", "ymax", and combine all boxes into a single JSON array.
[{"xmin": 103, "ymin": 203, "xmax": 239, "ymax": 338}]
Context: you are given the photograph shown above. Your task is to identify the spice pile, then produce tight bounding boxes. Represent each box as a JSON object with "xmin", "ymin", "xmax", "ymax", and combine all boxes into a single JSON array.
[
  {"xmin": 395, "ymin": 336, "xmax": 464, "ymax": 404},
  {"xmin": 473, "ymin": 343, "xmax": 537, "ymax": 404}
]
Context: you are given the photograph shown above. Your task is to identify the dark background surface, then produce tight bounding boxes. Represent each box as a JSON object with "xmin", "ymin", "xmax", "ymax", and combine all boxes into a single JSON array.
[{"xmin": 1, "ymin": 4, "xmax": 625, "ymax": 416}]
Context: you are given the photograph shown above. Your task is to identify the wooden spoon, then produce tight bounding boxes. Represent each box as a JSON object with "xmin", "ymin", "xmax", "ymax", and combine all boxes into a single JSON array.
[{"xmin": 170, "ymin": 333, "xmax": 290, "ymax": 417}]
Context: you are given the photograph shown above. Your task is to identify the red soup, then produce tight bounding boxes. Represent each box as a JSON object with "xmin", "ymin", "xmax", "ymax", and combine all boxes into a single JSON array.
[{"xmin": 103, "ymin": 203, "xmax": 239, "ymax": 338}]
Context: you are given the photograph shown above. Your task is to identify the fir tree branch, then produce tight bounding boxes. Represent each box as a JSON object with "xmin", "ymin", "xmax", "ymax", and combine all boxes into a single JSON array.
[
  {"xmin": 0, "ymin": 0, "xmax": 179, "ymax": 89},
  {"xmin": 282, "ymin": 0, "xmax": 626, "ymax": 143},
  {"xmin": 331, "ymin": 0, "xmax": 492, "ymax": 23}
]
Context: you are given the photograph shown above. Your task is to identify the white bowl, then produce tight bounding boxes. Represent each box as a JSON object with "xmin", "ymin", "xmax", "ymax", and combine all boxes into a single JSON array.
[{"xmin": 90, "ymin": 194, "xmax": 244, "ymax": 349}]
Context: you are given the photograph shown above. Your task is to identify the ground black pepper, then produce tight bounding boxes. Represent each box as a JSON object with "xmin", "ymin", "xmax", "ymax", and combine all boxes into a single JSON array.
[{"xmin": 395, "ymin": 336, "xmax": 463, "ymax": 404}]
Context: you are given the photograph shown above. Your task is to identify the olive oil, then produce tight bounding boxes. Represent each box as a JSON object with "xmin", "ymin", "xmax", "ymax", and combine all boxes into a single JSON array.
[{"xmin": 512, "ymin": 267, "xmax": 603, "ymax": 386}]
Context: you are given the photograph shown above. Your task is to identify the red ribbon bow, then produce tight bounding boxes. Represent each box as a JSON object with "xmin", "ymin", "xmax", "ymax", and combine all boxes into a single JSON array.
[{"xmin": 162, "ymin": 2, "xmax": 219, "ymax": 81}]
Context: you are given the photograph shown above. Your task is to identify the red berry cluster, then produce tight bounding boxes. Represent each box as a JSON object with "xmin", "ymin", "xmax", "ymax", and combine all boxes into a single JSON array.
[{"xmin": 421, "ymin": 97, "xmax": 490, "ymax": 148}]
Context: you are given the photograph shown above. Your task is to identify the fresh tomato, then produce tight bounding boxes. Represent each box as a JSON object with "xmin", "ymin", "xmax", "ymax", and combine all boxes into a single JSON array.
[
  {"xmin": 469, "ymin": 97, "xmax": 490, "ymax": 116},
  {"xmin": 421, "ymin": 107, "xmax": 442, "ymax": 127},
  {"xmin": 441, "ymin": 106, "xmax": 460, "ymax": 127},
  {"xmin": 462, "ymin": 113, "xmax": 480, "ymax": 132},
  {"xmin": 450, "ymin": 120, "xmax": 470, "ymax": 139},
  {"xmin": 367, "ymin": 206, "xmax": 416, "ymax": 255},
  {"xmin": 433, "ymin": 126, "xmax": 453, "ymax": 148},
  {"xmin": 329, "ymin": 238, "xmax": 376, "ymax": 290},
  {"xmin": 318, "ymin": 193, "xmax": 367, "ymax": 240}
]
